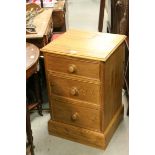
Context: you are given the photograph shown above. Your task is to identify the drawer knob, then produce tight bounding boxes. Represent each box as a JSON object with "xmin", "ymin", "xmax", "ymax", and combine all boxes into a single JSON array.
[
  {"xmin": 71, "ymin": 112, "xmax": 79, "ymax": 121},
  {"xmin": 70, "ymin": 87, "xmax": 78, "ymax": 96},
  {"xmin": 68, "ymin": 64, "xmax": 77, "ymax": 73}
]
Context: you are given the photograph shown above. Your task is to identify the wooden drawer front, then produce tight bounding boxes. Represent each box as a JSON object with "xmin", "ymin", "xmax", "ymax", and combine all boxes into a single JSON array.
[
  {"xmin": 52, "ymin": 99, "xmax": 101, "ymax": 131},
  {"xmin": 45, "ymin": 54, "xmax": 100, "ymax": 79},
  {"xmin": 49, "ymin": 74, "xmax": 100, "ymax": 104}
]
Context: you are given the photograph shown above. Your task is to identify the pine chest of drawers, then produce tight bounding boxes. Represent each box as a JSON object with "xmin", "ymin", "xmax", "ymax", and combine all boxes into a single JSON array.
[{"xmin": 41, "ymin": 29, "xmax": 126, "ymax": 149}]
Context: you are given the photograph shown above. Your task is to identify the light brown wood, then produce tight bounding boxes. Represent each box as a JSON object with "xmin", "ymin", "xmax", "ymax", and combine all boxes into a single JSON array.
[
  {"xmin": 41, "ymin": 29, "xmax": 126, "ymax": 61},
  {"xmin": 26, "ymin": 9, "xmax": 53, "ymax": 39},
  {"xmin": 51, "ymin": 95, "xmax": 100, "ymax": 110},
  {"xmin": 48, "ymin": 104, "xmax": 123, "ymax": 149},
  {"xmin": 48, "ymin": 73, "xmax": 100, "ymax": 104},
  {"xmin": 51, "ymin": 98, "xmax": 101, "ymax": 131},
  {"xmin": 45, "ymin": 53, "xmax": 100, "ymax": 79},
  {"xmin": 104, "ymin": 105, "xmax": 124, "ymax": 148},
  {"xmin": 42, "ymin": 29, "xmax": 126, "ymax": 149},
  {"xmin": 102, "ymin": 44, "xmax": 125, "ymax": 131},
  {"xmin": 48, "ymin": 120, "xmax": 105, "ymax": 149}
]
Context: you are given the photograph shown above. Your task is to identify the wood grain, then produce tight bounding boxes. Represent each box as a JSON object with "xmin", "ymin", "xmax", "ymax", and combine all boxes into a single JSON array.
[
  {"xmin": 102, "ymin": 44, "xmax": 125, "ymax": 131},
  {"xmin": 51, "ymin": 98, "xmax": 101, "ymax": 131},
  {"xmin": 26, "ymin": 9, "xmax": 53, "ymax": 39},
  {"xmin": 48, "ymin": 104, "xmax": 124, "ymax": 149},
  {"xmin": 48, "ymin": 120, "xmax": 105, "ymax": 149},
  {"xmin": 104, "ymin": 105, "xmax": 124, "ymax": 148},
  {"xmin": 26, "ymin": 42, "xmax": 40, "ymax": 79},
  {"xmin": 41, "ymin": 29, "xmax": 126, "ymax": 61},
  {"xmin": 98, "ymin": 0, "xmax": 105, "ymax": 32},
  {"xmin": 45, "ymin": 53, "xmax": 100, "ymax": 80},
  {"xmin": 42, "ymin": 29, "xmax": 126, "ymax": 149},
  {"xmin": 48, "ymin": 73, "xmax": 101, "ymax": 104},
  {"xmin": 51, "ymin": 94, "xmax": 100, "ymax": 110}
]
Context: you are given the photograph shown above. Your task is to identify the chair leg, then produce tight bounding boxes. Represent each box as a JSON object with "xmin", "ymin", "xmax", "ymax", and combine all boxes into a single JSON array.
[
  {"xmin": 34, "ymin": 72, "xmax": 43, "ymax": 116},
  {"xmin": 26, "ymin": 108, "xmax": 35, "ymax": 155}
]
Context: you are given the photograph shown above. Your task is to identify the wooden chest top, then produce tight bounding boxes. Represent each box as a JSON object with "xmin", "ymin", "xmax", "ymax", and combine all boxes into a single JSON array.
[{"xmin": 41, "ymin": 29, "xmax": 126, "ymax": 61}]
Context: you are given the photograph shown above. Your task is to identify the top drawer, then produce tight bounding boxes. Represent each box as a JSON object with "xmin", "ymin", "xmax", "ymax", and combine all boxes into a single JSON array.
[{"xmin": 44, "ymin": 53, "xmax": 100, "ymax": 79}]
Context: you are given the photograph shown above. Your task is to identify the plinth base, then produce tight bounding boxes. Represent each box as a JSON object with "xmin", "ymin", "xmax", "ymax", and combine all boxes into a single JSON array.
[{"xmin": 48, "ymin": 105, "xmax": 124, "ymax": 149}]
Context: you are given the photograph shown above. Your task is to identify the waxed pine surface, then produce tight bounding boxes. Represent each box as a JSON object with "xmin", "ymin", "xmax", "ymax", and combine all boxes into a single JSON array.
[
  {"xmin": 41, "ymin": 29, "xmax": 126, "ymax": 61},
  {"xmin": 30, "ymin": 0, "xmax": 129, "ymax": 154}
]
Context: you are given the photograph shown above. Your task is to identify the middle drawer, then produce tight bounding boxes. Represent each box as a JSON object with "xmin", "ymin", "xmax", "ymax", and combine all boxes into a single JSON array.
[{"xmin": 49, "ymin": 74, "xmax": 100, "ymax": 104}]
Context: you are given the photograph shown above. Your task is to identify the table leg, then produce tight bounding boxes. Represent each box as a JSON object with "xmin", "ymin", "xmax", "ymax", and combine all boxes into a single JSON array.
[
  {"xmin": 34, "ymin": 72, "xmax": 43, "ymax": 116},
  {"xmin": 26, "ymin": 108, "xmax": 35, "ymax": 155}
]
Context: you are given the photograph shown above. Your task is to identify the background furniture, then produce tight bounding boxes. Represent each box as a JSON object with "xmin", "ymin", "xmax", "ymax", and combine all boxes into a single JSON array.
[
  {"xmin": 26, "ymin": 107, "xmax": 34, "ymax": 155},
  {"xmin": 98, "ymin": 0, "xmax": 105, "ymax": 32},
  {"xmin": 110, "ymin": 0, "xmax": 129, "ymax": 115},
  {"xmin": 41, "ymin": 29, "xmax": 126, "ymax": 149},
  {"xmin": 98, "ymin": 0, "xmax": 129, "ymax": 115},
  {"xmin": 52, "ymin": 0, "xmax": 67, "ymax": 32},
  {"xmin": 26, "ymin": 42, "xmax": 43, "ymax": 155},
  {"xmin": 26, "ymin": 0, "xmax": 53, "ymax": 8},
  {"xmin": 26, "ymin": 7, "xmax": 53, "ymax": 109},
  {"xmin": 26, "ymin": 1, "xmax": 67, "ymax": 110},
  {"xmin": 26, "ymin": 8, "xmax": 53, "ymax": 48},
  {"xmin": 26, "ymin": 43, "xmax": 43, "ymax": 115},
  {"xmin": 111, "ymin": 0, "xmax": 129, "ymax": 35},
  {"xmin": 27, "ymin": 0, "xmax": 67, "ymax": 35}
]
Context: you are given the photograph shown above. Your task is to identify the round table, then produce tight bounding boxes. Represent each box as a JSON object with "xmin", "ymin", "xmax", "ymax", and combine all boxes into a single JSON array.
[
  {"xmin": 26, "ymin": 42, "xmax": 40, "ymax": 79},
  {"xmin": 26, "ymin": 43, "xmax": 43, "ymax": 155}
]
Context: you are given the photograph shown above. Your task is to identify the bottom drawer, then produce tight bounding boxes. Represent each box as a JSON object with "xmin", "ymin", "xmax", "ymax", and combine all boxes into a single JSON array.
[{"xmin": 52, "ymin": 99, "xmax": 101, "ymax": 132}]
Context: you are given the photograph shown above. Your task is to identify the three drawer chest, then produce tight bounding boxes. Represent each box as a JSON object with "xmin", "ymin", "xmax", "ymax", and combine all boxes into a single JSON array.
[{"xmin": 41, "ymin": 29, "xmax": 126, "ymax": 149}]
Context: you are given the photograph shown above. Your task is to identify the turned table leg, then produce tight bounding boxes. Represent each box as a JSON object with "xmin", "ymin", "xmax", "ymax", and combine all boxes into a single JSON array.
[
  {"xmin": 26, "ymin": 107, "xmax": 35, "ymax": 155},
  {"xmin": 34, "ymin": 72, "xmax": 43, "ymax": 116}
]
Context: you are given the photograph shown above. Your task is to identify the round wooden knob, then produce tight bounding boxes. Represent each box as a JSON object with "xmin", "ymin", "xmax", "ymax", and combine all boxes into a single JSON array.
[
  {"xmin": 68, "ymin": 64, "xmax": 77, "ymax": 73},
  {"xmin": 71, "ymin": 112, "xmax": 79, "ymax": 121},
  {"xmin": 70, "ymin": 87, "xmax": 78, "ymax": 96}
]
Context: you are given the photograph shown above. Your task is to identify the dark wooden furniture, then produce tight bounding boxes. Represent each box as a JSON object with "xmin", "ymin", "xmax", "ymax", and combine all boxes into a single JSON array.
[
  {"xmin": 26, "ymin": 107, "xmax": 34, "ymax": 155},
  {"xmin": 111, "ymin": 0, "xmax": 129, "ymax": 35},
  {"xmin": 26, "ymin": 42, "xmax": 43, "ymax": 155},
  {"xmin": 26, "ymin": 42, "xmax": 43, "ymax": 115},
  {"xmin": 26, "ymin": 9, "xmax": 53, "ymax": 49},
  {"xmin": 98, "ymin": 0, "xmax": 129, "ymax": 35},
  {"xmin": 98, "ymin": 0, "xmax": 105, "ymax": 32},
  {"xmin": 111, "ymin": 0, "xmax": 129, "ymax": 115},
  {"xmin": 52, "ymin": 0, "xmax": 67, "ymax": 32},
  {"xmin": 41, "ymin": 29, "xmax": 126, "ymax": 149},
  {"xmin": 26, "ymin": 1, "xmax": 67, "ymax": 109},
  {"xmin": 98, "ymin": 0, "xmax": 129, "ymax": 115}
]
